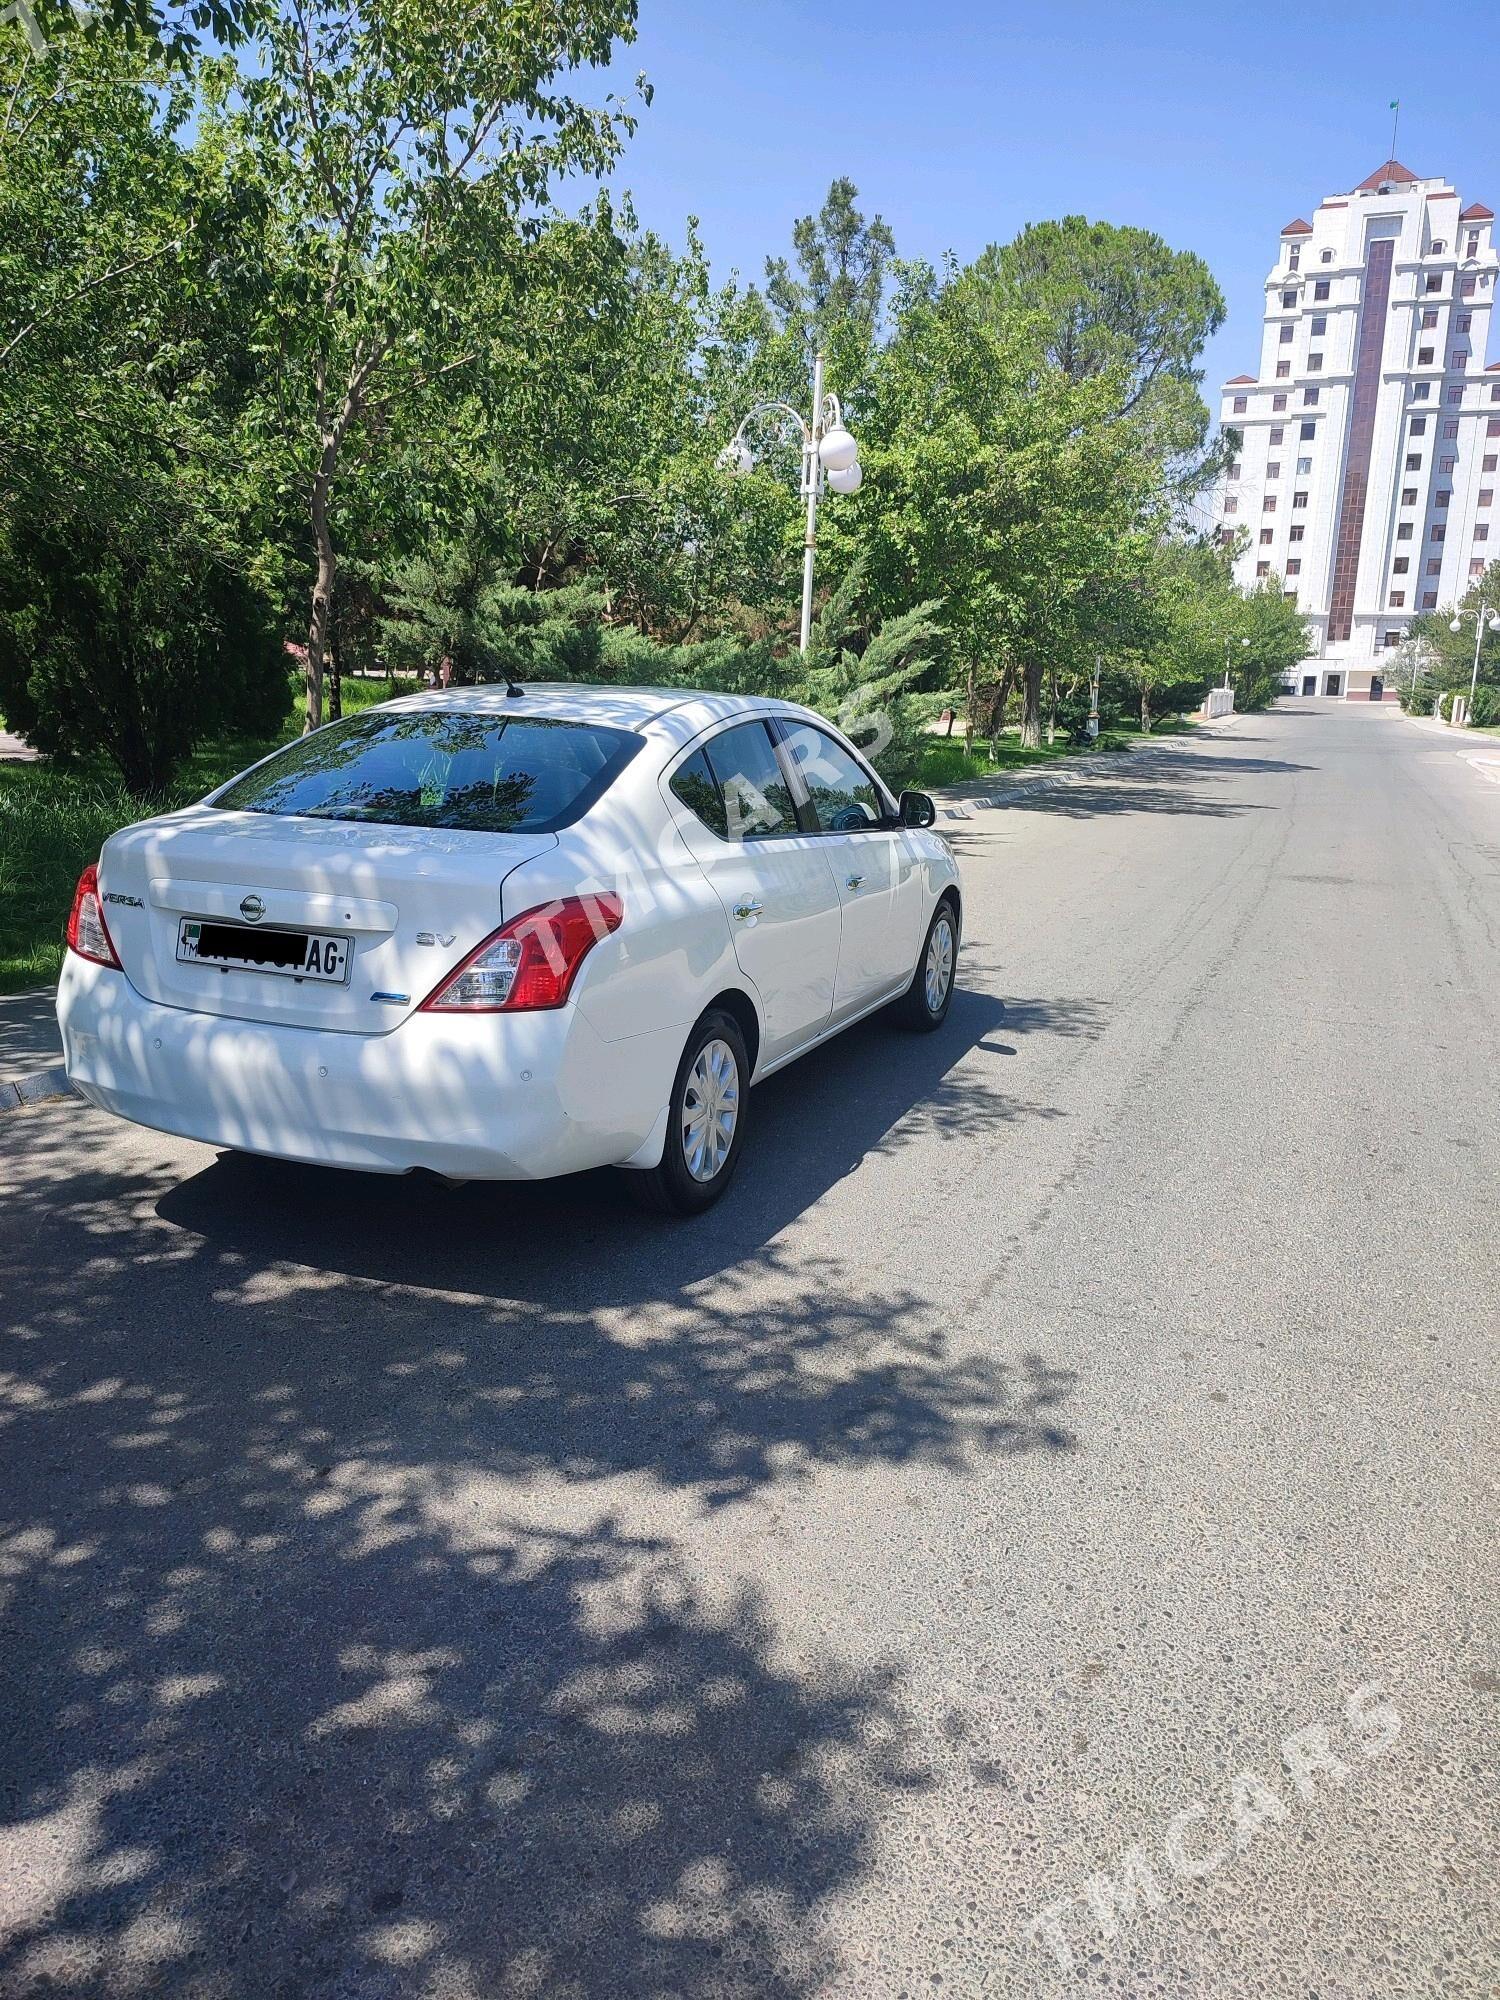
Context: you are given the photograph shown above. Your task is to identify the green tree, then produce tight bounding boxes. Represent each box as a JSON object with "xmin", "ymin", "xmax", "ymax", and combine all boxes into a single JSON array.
[
  {"xmin": 222, "ymin": 0, "xmax": 643, "ymax": 732},
  {"xmin": 973, "ymin": 214, "xmax": 1227, "ymax": 482},
  {"xmin": 1409, "ymin": 559, "xmax": 1500, "ymax": 717},
  {"xmin": 0, "ymin": 32, "xmax": 285, "ymax": 789},
  {"xmin": 764, "ymin": 176, "xmax": 896, "ymax": 396}
]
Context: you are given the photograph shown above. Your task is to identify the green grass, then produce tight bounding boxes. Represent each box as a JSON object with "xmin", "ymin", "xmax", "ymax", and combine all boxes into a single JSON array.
[
  {"xmin": 0, "ymin": 674, "xmax": 417, "ymax": 995},
  {"xmin": 916, "ymin": 716, "xmax": 1194, "ymax": 789}
]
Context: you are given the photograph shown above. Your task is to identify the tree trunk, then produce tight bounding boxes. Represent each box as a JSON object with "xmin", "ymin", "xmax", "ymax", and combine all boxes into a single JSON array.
[
  {"xmin": 305, "ymin": 440, "xmax": 338, "ymax": 733},
  {"xmin": 964, "ymin": 663, "xmax": 977, "ymax": 757},
  {"xmin": 1140, "ymin": 687, "xmax": 1153, "ymax": 732},
  {"xmin": 328, "ymin": 619, "xmax": 343, "ymax": 721},
  {"xmin": 1019, "ymin": 658, "xmax": 1045, "ymax": 748}
]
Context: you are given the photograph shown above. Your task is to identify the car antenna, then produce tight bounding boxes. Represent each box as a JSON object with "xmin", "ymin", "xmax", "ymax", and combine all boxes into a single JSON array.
[{"xmin": 505, "ymin": 677, "xmax": 525, "ymax": 699}]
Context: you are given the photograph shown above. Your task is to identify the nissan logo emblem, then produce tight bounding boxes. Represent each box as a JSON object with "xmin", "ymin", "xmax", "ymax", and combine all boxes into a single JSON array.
[{"xmin": 239, "ymin": 894, "xmax": 266, "ymax": 923}]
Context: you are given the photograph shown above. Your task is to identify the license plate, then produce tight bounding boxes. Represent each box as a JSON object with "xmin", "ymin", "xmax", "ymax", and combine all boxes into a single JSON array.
[{"xmin": 177, "ymin": 918, "xmax": 352, "ymax": 984}]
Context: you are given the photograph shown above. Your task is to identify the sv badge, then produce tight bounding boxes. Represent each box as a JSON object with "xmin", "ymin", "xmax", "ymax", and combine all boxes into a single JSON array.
[{"xmin": 416, "ymin": 932, "xmax": 456, "ymax": 947}]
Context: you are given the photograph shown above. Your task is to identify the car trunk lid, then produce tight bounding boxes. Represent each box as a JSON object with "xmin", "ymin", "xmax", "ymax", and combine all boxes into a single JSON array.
[{"xmin": 97, "ymin": 806, "xmax": 557, "ymax": 1033}]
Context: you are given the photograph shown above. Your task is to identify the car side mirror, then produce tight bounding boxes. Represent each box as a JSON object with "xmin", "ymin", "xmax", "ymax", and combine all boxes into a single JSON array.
[{"xmin": 897, "ymin": 789, "xmax": 936, "ymax": 829}]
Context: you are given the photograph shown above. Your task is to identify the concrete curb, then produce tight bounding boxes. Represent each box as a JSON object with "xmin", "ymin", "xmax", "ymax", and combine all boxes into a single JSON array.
[
  {"xmin": 926, "ymin": 725, "xmax": 1227, "ymax": 818},
  {"xmin": 0, "ymin": 1066, "xmax": 73, "ymax": 1113}
]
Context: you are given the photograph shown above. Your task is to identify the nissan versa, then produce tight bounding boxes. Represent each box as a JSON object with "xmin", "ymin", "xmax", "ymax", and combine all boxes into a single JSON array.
[{"xmin": 57, "ymin": 686, "xmax": 962, "ymax": 1213}]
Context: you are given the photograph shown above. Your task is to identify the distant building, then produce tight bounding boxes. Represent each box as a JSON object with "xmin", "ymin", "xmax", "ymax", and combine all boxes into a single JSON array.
[{"xmin": 1217, "ymin": 160, "xmax": 1497, "ymax": 698}]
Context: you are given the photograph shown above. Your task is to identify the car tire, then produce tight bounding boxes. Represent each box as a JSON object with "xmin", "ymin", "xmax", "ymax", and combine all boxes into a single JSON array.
[
  {"xmin": 894, "ymin": 897, "xmax": 958, "ymax": 1032},
  {"xmin": 623, "ymin": 1008, "xmax": 751, "ymax": 1215}
]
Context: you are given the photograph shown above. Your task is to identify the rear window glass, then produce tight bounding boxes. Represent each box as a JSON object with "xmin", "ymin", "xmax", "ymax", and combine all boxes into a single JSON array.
[{"xmin": 211, "ymin": 711, "xmax": 642, "ymax": 834}]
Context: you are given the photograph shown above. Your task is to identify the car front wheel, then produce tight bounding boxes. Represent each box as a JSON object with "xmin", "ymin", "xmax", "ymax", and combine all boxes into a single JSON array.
[
  {"xmin": 894, "ymin": 898, "xmax": 957, "ymax": 1031},
  {"xmin": 624, "ymin": 1008, "xmax": 750, "ymax": 1215}
]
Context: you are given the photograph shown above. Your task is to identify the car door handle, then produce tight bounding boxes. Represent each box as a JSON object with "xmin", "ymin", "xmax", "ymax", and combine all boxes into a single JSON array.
[
  {"xmin": 732, "ymin": 899, "xmax": 763, "ymax": 920},
  {"xmin": 846, "ymin": 873, "xmax": 864, "ymax": 890}
]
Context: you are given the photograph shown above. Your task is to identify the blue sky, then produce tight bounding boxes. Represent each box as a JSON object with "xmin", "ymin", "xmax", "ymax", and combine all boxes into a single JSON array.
[{"xmin": 599, "ymin": 0, "xmax": 1499, "ymax": 404}]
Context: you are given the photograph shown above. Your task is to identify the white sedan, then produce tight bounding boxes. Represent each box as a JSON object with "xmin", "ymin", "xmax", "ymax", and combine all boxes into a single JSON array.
[{"xmin": 57, "ymin": 686, "xmax": 961, "ymax": 1212}]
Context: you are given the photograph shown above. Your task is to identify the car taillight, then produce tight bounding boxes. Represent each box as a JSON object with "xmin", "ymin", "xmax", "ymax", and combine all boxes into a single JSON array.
[
  {"xmin": 65, "ymin": 863, "xmax": 122, "ymax": 969},
  {"xmin": 419, "ymin": 893, "xmax": 623, "ymax": 1013}
]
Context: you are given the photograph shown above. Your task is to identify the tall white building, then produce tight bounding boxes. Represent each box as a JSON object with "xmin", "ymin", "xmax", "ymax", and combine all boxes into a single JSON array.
[{"xmin": 1217, "ymin": 159, "xmax": 1498, "ymax": 698}]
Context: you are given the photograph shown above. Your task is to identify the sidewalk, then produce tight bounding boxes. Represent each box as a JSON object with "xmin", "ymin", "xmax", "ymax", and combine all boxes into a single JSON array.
[
  {"xmin": 0, "ymin": 987, "xmax": 70, "ymax": 1111},
  {"xmin": 0, "ymin": 728, "xmax": 38, "ymax": 761}
]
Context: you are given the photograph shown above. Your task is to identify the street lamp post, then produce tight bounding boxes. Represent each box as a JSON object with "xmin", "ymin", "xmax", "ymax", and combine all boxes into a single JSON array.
[
  {"xmin": 1447, "ymin": 600, "xmax": 1500, "ymax": 724},
  {"xmin": 718, "ymin": 350, "xmax": 862, "ymax": 654},
  {"xmin": 1224, "ymin": 634, "xmax": 1249, "ymax": 687}
]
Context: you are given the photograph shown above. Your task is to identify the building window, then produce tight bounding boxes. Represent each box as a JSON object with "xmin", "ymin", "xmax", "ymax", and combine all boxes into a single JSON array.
[
  {"xmin": 1492, "ymin": 385, "xmax": 1500, "ymax": 402},
  {"xmin": 1279, "ymin": 324, "xmax": 1294, "ymax": 344},
  {"xmin": 1286, "ymin": 559, "xmax": 1301, "ymax": 575},
  {"xmin": 1309, "ymin": 316, "xmax": 1325, "ymax": 337},
  {"xmin": 1447, "ymin": 389, "xmax": 1462, "ymax": 404},
  {"xmin": 1487, "ymin": 455, "xmax": 1499, "ymax": 472},
  {"xmin": 1490, "ymin": 418, "xmax": 1500, "ymax": 436},
  {"xmin": 1480, "ymin": 490, "xmax": 1494, "ymax": 507},
  {"xmin": 1314, "ymin": 280, "xmax": 1330, "ymax": 300},
  {"xmin": 1232, "ymin": 395, "xmax": 1247, "ymax": 414},
  {"xmin": 1267, "ymin": 461, "xmax": 1281, "ymax": 479},
  {"xmin": 1436, "ymin": 490, "xmax": 1451, "ymax": 507},
  {"xmin": 1321, "ymin": 249, "xmax": 1333, "ymax": 263},
  {"xmin": 1263, "ymin": 496, "xmax": 1276, "ymax": 512},
  {"xmin": 1401, "ymin": 488, "xmax": 1417, "ymax": 506},
  {"xmin": 1473, "ymin": 559, "xmax": 1487, "ymax": 575},
  {"xmin": 1256, "ymin": 561, "xmax": 1269, "ymax": 577},
  {"xmin": 1460, "ymin": 277, "xmax": 1477, "ymax": 297},
  {"xmin": 1289, "ymin": 247, "xmax": 1301, "ymax": 270},
  {"xmin": 1270, "ymin": 426, "xmax": 1284, "ymax": 444},
  {"xmin": 1444, "ymin": 420, "xmax": 1460, "ymax": 438},
  {"xmin": 1229, "ymin": 460, "xmax": 1242, "ymax": 479},
  {"xmin": 1406, "ymin": 455, "xmax": 1422, "ymax": 471},
  {"xmin": 1426, "ymin": 274, "xmax": 1443, "ymax": 293},
  {"xmin": 1281, "ymin": 288, "xmax": 1297, "ymax": 307},
  {"xmin": 1421, "ymin": 309, "xmax": 1438, "ymax": 329},
  {"xmin": 1477, "ymin": 525, "xmax": 1491, "ymax": 542},
  {"xmin": 1453, "ymin": 352, "xmax": 1469, "ymax": 370},
  {"xmin": 1467, "ymin": 231, "xmax": 1480, "ymax": 257},
  {"xmin": 1393, "ymin": 558, "xmax": 1409, "ymax": 574},
  {"xmin": 1308, "ymin": 353, "xmax": 1323, "ymax": 371},
  {"xmin": 1431, "ymin": 240, "xmax": 1446, "ymax": 254},
  {"xmin": 1389, "ymin": 592, "xmax": 1405, "ymax": 607},
  {"xmin": 1432, "ymin": 526, "xmax": 1446, "ymax": 542},
  {"xmin": 1292, "ymin": 491, "xmax": 1308, "ymax": 509},
  {"xmin": 1422, "ymin": 592, "xmax": 1438, "ymax": 608},
  {"xmin": 1273, "ymin": 394, "xmax": 1288, "ymax": 412},
  {"xmin": 1427, "ymin": 559, "xmax": 1442, "ymax": 575},
  {"xmin": 1459, "ymin": 314, "xmax": 1472, "ymax": 333},
  {"xmin": 1297, "ymin": 456, "xmax": 1312, "ymax": 474},
  {"xmin": 1289, "ymin": 525, "xmax": 1305, "ymax": 543},
  {"xmin": 1299, "ymin": 420, "xmax": 1315, "ymax": 440},
  {"xmin": 1260, "ymin": 529, "xmax": 1274, "ymax": 545},
  {"xmin": 1303, "ymin": 388, "xmax": 1319, "ymax": 405},
  {"xmin": 1413, "ymin": 383, "xmax": 1430, "ymax": 400},
  {"xmin": 1276, "ymin": 361, "xmax": 1290, "ymax": 378},
  {"xmin": 1383, "ymin": 630, "xmax": 1405, "ymax": 649},
  {"xmin": 1411, "ymin": 418, "xmax": 1428, "ymax": 436},
  {"xmin": 1223, "ymin": 495, "xmax": 1238, "ymax": 514},
  {"xmin": 1441, "ymin": 456, "xmax": 1457, "ymax": 474},
  {"xmin": 1418, "ymin": 347, "xmax": 1434, "ymax": 365},
  {"xmin": 1397, "ymin": 523, "xmax": 1414, "ymax": 539}
]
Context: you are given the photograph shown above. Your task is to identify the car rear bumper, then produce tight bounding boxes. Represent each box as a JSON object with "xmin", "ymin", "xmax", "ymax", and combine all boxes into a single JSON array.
[{"xmin": 57, "ymin": 955, "xmax": 681, "ymax": 1180}]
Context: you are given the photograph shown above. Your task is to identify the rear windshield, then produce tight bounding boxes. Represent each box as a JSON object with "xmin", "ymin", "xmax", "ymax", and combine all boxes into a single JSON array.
[{"xmin": 211, "ymin": 711, "xmax": 642, "ymax": 834}]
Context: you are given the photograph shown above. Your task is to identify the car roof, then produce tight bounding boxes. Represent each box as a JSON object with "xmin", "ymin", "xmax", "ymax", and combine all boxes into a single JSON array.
[{"xmin": 372, "ymin": 682, "xmax": 821, "ymax": 742}]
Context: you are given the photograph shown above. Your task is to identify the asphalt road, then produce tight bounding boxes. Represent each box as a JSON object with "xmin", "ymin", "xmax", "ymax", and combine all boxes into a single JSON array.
[{"xmin": 2, "ymin": 701, "xmax": 1497, "ymax": 2000}]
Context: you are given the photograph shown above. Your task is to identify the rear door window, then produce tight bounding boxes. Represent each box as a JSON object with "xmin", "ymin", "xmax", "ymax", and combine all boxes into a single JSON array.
[
  {"xmin": 669, "ymin": 748, "xmax": 730, "ymax": 839},
  {"xmin": 211, "ymin": 711, "xmax": 642, "ymax": 834},
  {"xmin": 701, "ymin": 723, "xmax": 801, "ymax": 840}
]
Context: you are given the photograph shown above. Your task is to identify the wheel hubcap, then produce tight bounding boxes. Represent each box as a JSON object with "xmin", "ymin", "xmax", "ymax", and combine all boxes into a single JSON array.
[
  {"xmin": 924, "ymin": 915, "xmax": 954, "ymax": 1014},
  {"xmin": 681, "ymin": 1037, "xmax": 740, "ymax": 1182}
]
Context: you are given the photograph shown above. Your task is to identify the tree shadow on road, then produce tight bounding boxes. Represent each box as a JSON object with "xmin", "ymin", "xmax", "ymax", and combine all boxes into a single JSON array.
[{"xmin": 0, "ymin": 981, "xmax": 1088, "ymax": 1995}]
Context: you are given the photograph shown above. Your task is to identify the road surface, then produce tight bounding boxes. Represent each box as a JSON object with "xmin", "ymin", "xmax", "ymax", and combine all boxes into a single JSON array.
[{"xmin": 1, "ymin": 701, "xmax": 1496, "ymax": 1999}]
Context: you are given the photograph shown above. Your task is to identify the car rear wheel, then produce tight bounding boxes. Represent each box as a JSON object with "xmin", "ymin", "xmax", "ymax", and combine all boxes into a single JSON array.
[
  {"xmin": 624, "ymin": 1008, "xmax": 750, "ymax": 1214},
  {"xmin": 894, "ymin": 898, "xmax": 957, "ymax": 1031}
]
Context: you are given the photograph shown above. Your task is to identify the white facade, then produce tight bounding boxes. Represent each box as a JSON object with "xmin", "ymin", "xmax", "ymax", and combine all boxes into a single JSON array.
[{"xmin": 1217, "ymin": 160, "xmax": 1498, "ymax": 697}]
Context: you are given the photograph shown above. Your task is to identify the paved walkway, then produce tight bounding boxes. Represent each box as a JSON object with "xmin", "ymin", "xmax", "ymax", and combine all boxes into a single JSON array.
[
  {"xmin": 0, "ymin": 728, "xmax": 37, "ymax": 760},
  {"xmin": 0, "ymin": 987, "xmax": 68, "ymax": 1108}
]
